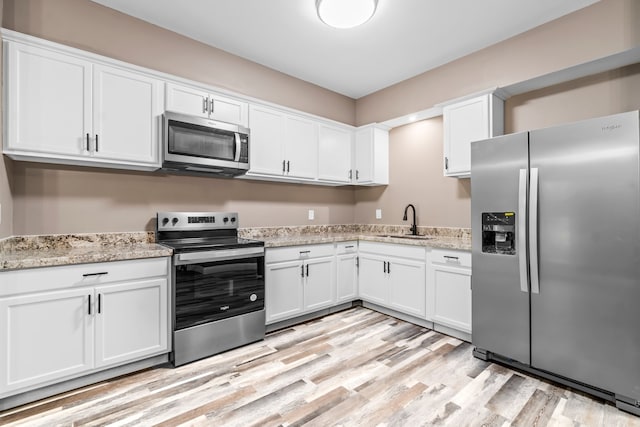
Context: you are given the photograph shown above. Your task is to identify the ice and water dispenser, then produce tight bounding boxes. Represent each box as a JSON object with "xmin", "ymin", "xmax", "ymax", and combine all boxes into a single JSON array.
[{"xmin": 481, "ymin": 212, "xmax": 516, "ymax": 255}]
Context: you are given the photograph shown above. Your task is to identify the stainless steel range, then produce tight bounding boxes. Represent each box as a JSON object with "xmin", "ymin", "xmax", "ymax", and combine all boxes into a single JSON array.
[{"xmin": 156, "ymin": 211, "xmax": 265, "ymax": 366}]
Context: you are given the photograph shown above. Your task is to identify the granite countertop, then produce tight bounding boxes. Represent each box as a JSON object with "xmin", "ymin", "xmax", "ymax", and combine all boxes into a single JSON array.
[
  {"xmin": 0, "ymin": 232, "xmax": 172, "ymax": 271},
  {"xmin": 0, "ymin": 225, "xmax": 471, "ymax": 272},
  {"xmin": 241, "ymin": 224, "xmax": 471, "ymax": 251}
]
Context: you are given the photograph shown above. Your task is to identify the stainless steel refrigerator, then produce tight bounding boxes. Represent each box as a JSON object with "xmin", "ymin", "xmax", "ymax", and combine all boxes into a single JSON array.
[{"xmin": 471, "ymin": 110, "xmax": 640, "ymax": 415}]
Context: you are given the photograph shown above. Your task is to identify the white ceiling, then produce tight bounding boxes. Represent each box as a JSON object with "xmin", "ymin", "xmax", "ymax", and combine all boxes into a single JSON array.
[{"xmin": 90, "ymin": 0, "xmax": 599, "ymax": 99}]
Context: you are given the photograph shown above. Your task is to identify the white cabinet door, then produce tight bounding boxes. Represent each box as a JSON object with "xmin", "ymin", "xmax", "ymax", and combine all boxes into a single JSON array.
[
  {"xmin": 248, "ymin": 105, "xmax": 286, "ymax": 176},
  {"xmin": 443, "ymin": 93, "xmax": 504, "ymax": 178},
  {"xmin": 433, "ymin": 265, "xmax": 472, "ymax": 333},
  {"xmin": 284, "ymin": 115, "xmax": 317, "ymax": 179},
  {"xmin": 388, "ymin": 258, "xmax": 426, "ymax": 318},
  {"xmin": 0, "ymin": 289, "xmax": 93, "ymax": 394},
  {"xmin": 304, "ymin": 256, "xmax": 335, "ymax": 311},
  {"xmin": 266, "ymin": 260, "xmax": 304, "ymax": 324},
  {"xmin": 354, "ymin": 126, "xmax": 389, "ymax": 185},
  {"xmin": 165, "ymin": 82, "xmax": 209, "ymax": 118},
  {"xmin": 336, "ymin": 253, "xmax": 358, "ymax": 303},
  {"xmin": 358, "ymin": 254, "xmax": 388, "ymax": 305},
  {"xmin": 5, "ymin": 42, "xmax": 91, "ymax": 157},
  {"xmin": 94, "ymin": 278, "xmax": 168, "ymax": 368},
  {"xmin": 92, "ymin": 64, "xmax": 162, "ymax": 165},
  {"xmin": 166, "ymin": 83, "xmax": 248, "ymax": 126},
  {"xmin": 318, "ymin": 124, "xmax": 352, "ymax": 183},
  {"xmin": 209, "ymin": 93, "xmax": 248, "ymax": 127}
]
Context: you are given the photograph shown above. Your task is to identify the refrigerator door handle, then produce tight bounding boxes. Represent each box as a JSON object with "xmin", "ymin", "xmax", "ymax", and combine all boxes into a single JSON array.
[
  {"xmin": 529, "ymin": 167, "xmax": 540, "ymax": 294},
  {"xmin": 518, "ymin": 168, "xmax": 528, "ymax": 293}
]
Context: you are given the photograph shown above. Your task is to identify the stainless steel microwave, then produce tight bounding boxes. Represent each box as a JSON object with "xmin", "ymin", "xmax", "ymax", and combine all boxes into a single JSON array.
[{"xmin": 161, "ymin": 111, "xmax": 250, "ymax": 177}]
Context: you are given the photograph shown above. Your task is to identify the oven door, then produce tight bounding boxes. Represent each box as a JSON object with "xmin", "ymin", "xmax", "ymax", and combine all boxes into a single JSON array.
[
  {"xmin": 173, "ymin": 248, "xmax": 264, "ymax": 331},
  {"xmin": 163, "ymin": 112, "xmax": 249, "ymax": 170}
]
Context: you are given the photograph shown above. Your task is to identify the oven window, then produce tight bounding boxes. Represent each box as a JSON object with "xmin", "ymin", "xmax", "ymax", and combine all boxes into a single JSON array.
[
  {"xmin": 168, "ymin": 120, "xmax": 236, "ymax": 161},
  {"xmin": 174, "ymin": 256, "xmax": 264, "ymax": 330}
]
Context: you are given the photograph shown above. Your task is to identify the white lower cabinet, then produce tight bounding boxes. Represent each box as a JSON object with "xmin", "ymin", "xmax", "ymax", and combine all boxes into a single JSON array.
[
  {"xmin": 0, "ymin": 258, "xmax": 169, "ymax": 398},
  {"xmin": 358, "ymin": 242, "xmax": 426, "ymax": 318},
  {"xmin": 429, "ymin": 249, "xmax": 472, "ymax": 334},
  {"xmin": 335, "ymin": 242, "xmax": 358, "ymax": 303},
  {"xmin": 265, "ymin": 245, "xmax": 335, "ymax": 324}
]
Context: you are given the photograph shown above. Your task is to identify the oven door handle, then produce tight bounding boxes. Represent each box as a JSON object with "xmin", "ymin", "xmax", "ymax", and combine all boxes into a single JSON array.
[{"xmin": 175, "ymin": 247, "xmax": 264, "ymax": 265}]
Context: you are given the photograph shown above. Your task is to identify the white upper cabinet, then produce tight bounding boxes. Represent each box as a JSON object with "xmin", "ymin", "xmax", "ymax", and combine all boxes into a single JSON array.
[
  {"xmin": 246, "ymin": 104, "xmax": 318, "ymax": 181},
  {"xmin": 5, "ymin": 43, "xmax": 91, "ymax": 158},
  {"xmin": 442, "ymin": 92, "xmax": 504, "ymax": 178},
  {"xmin": 318, "ymin": 124, "xmax": 352, "ymax": 184},
  {"xmin": 165, "ymin": 82, "xmax": 248, "ymax": 127},
  {"xmin": 92, "ymin": 65, "xmax": 162, "ymax": 164},
  {"xmin": 354, "ymin": 125, "xmax": 389, "ymax": 185},
  {"xmin": 3, "ymin": 39, "xmax": 163, "ymax": 170}
]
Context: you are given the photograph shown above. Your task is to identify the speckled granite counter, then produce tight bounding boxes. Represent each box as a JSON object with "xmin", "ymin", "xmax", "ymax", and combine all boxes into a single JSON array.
[
  {"xmin": 240, "ymin": 224, "xmax": 471, "ymax": 251},
  {"xmin": 0, "ymin": 232, "xmax": 172, "ymax": 271}
]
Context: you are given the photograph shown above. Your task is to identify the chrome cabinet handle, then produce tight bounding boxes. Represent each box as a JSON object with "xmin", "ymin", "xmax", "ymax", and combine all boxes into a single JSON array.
[
  {"xmin": 286, "ymin": 161, "xmax": 290, "ymax": 173},
  {"xmin": 86, "ymin": 133, "xmax": 90, "ymax": 151},
  {"xmin": 301, "ymin": 265, "xmax": 304, "ymax": 277},
  {"xmin": 349, "ymin": 169, "xmax": 352, "ymax": 180},
  {"xmin": 202, "ymin": 97, "xmax": 208, "ymax": 113},
  {"xmin": 443, "ymin": 255, "xmax": 459, "ymax": 260},
  {"xmin": 95, "ymin": 134, "xmax": 99, "ymax": 152},
  {"xmin": 209, "ymin": 98, "xmax": 215, "ymax": 114},
  {"xmin": 282, "ymin": 160, "xmax": 286, "ymax": 173},
  {"xmin": 529, "ymin": 167, "xmax": 540, "ymax": 294},
  {"xmin": 518, "ymin": 168, "xmax": 528, "ymax": 293},
  {"xmin": 356, "ymin": 170, "xmax": 359, "ymax": 180},
  {"xmin": 88, "ymin": 294, "xmax": 92, "ymax": 315}
]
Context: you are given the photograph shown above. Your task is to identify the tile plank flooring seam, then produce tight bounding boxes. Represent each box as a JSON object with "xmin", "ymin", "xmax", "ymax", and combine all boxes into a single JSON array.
[{"xmin": 1, "ymin": 306, "xmax": 639, "ymax": 426}]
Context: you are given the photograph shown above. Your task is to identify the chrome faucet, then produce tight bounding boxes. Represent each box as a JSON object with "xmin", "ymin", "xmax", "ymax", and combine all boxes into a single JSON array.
[{"xmin": 403, "ymin": 204, "xmax": 418, "ymax": 235}]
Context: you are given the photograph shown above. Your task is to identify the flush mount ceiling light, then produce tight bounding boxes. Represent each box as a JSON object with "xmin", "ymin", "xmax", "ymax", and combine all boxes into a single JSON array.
[{"xmin": 316, "ymin": 0, "xmax": 378, "ymax": 29}]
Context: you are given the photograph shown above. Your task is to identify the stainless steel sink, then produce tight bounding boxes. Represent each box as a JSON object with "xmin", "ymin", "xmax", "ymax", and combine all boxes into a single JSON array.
[{"xmin": 377, "ymin": 234, "xmax": 434, "ymax": 240}]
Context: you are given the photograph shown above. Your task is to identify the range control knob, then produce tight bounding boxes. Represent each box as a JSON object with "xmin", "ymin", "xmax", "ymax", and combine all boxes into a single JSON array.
[
  {"xmin": 172, "ymin": 217, "xmax": 179, "ymax": 225},
  {"xmin": 230, "ymin": 217, "xmax": 236, "ymax": 223},
  {"xmin": 223, "ymin": 217, "xmax": 229, "ymax": 223},
  {"xmin": 161, "ymin": 217, "xmax": 169, "ymax": 226},
  {"xmin": 249, "ymin": 294, "xmax": 257, "ymax": 302}
]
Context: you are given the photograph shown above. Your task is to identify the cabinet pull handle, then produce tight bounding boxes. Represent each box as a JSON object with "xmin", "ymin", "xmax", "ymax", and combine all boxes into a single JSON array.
[
  {"xmin": 95, "ymin": 134, "xmax": 99, "ymax": 152},
  {"xmin": 383, "ymin": 261, "xmax": 387, "ymax": 273},
  {"xmin": 82, "ymin": 271, "xmax": 108, "ymax": 277},
  {"xmin": 98, "ymin": 294, "xmax": 102, "ymax": 314},
  {"xmin": 356, "ymin": 170, "xmax": 359, "ymax": 180},
  {"xmin": 88, "ymin": 294, "xmax": 92, "ymax": 315},
  {"xmin": 209, "ymin": 98, "xmax": 214, "ymax": 114},
  {"xmin": 286, "ymin": 161, "xmax": 290, "ymax": 173},
  {"xmin": 301, "ymin": 265, "xmax": 305, "ymax": 278},
  {"xmin": 203, "ymin": 97, "xmax": 208, "ymax": 113},
  {"xmin": 387, "ymin": 261, "xmax": 391, "ymax": 274},
  {"xmin": 306, "ymin": 264, "xmax": 309, "ymax": 277},
  {"xmin": 445, "ymin": 157, "xmax": 449, "ymax": 170},
  {"xmin": 299, "ymin": 250, "xmax": 311, "ymax": 255},
  {"xmin": 345, "ymin": 245, "xmax": 354, "ymax": 249},
  {"xmin": 444, "ymin": 256, "xmax": 459, "ymax": 261},
  {"xmin": 282, "ymin": 160, "xmax": 286, "ymax": 173},
  {"xmin": 356, "ymin": 256, "xmax": 359, "ymax": 268},
  {"xmin": 349, "ymin": 169, "xmax": 352, "ymax": 180},
  {"xmin": 86, "ymin": 133, "xmax": 90, "ymax": 151}
]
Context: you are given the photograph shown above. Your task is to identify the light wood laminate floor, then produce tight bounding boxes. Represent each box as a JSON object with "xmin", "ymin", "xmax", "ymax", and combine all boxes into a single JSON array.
[{"xmin": 2, "ymin": 307, "xmax": 639, "ymax": 426}]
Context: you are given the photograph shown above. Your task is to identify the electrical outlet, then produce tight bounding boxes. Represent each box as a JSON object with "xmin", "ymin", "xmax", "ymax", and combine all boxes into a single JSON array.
[
  {"xmin": 375, "ymin": 209, "xmax": 382, "ymax": 220},
  {"xmin": 308, "ymin": 209, "xmax": 315, "ymax": 220}
]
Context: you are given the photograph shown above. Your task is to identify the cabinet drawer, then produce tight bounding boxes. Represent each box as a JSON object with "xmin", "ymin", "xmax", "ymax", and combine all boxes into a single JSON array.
[
  {"xmin": 430, "ymin": 249, "xmax": 471, "ymax": 268},
  {"xmin": 266, "ymin": 244, "xmax": 334, "ymax": 263},
  {"xmin": 359, "ymin": 241, "xmax": 425, "ymax": 261},
  {"xmin": 335, "ymin": 241, "xmax": 358, "ymax": 254},
  {"xmin": 0, "ymin": 257, "xmax": 169, "ymax": 297}
]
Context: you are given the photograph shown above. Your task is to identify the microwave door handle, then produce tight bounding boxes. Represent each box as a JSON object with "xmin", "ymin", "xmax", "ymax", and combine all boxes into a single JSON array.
[{"xmin": 234, "ymin": 133, "xmax": 241, "ymax": 162}]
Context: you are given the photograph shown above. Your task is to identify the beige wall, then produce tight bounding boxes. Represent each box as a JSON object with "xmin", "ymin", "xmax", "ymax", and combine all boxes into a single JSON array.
[
  {"xmin": 355, "ymin": 64, "xmax": 640, "ymax": 230},
  {"xmin": 12, "ymin": 163, "xmax": 355, "ymax": 234},
  {"xmin": 354, "ymin": 118, "xmax": 471, "ymax": 227},
  {"xmin": 2, "ymin": 0, "xmax": 358, "ymax": 235},
  {"xmin": 356, "ymin": 0, "xmax": 640, "ymax": 126}
]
